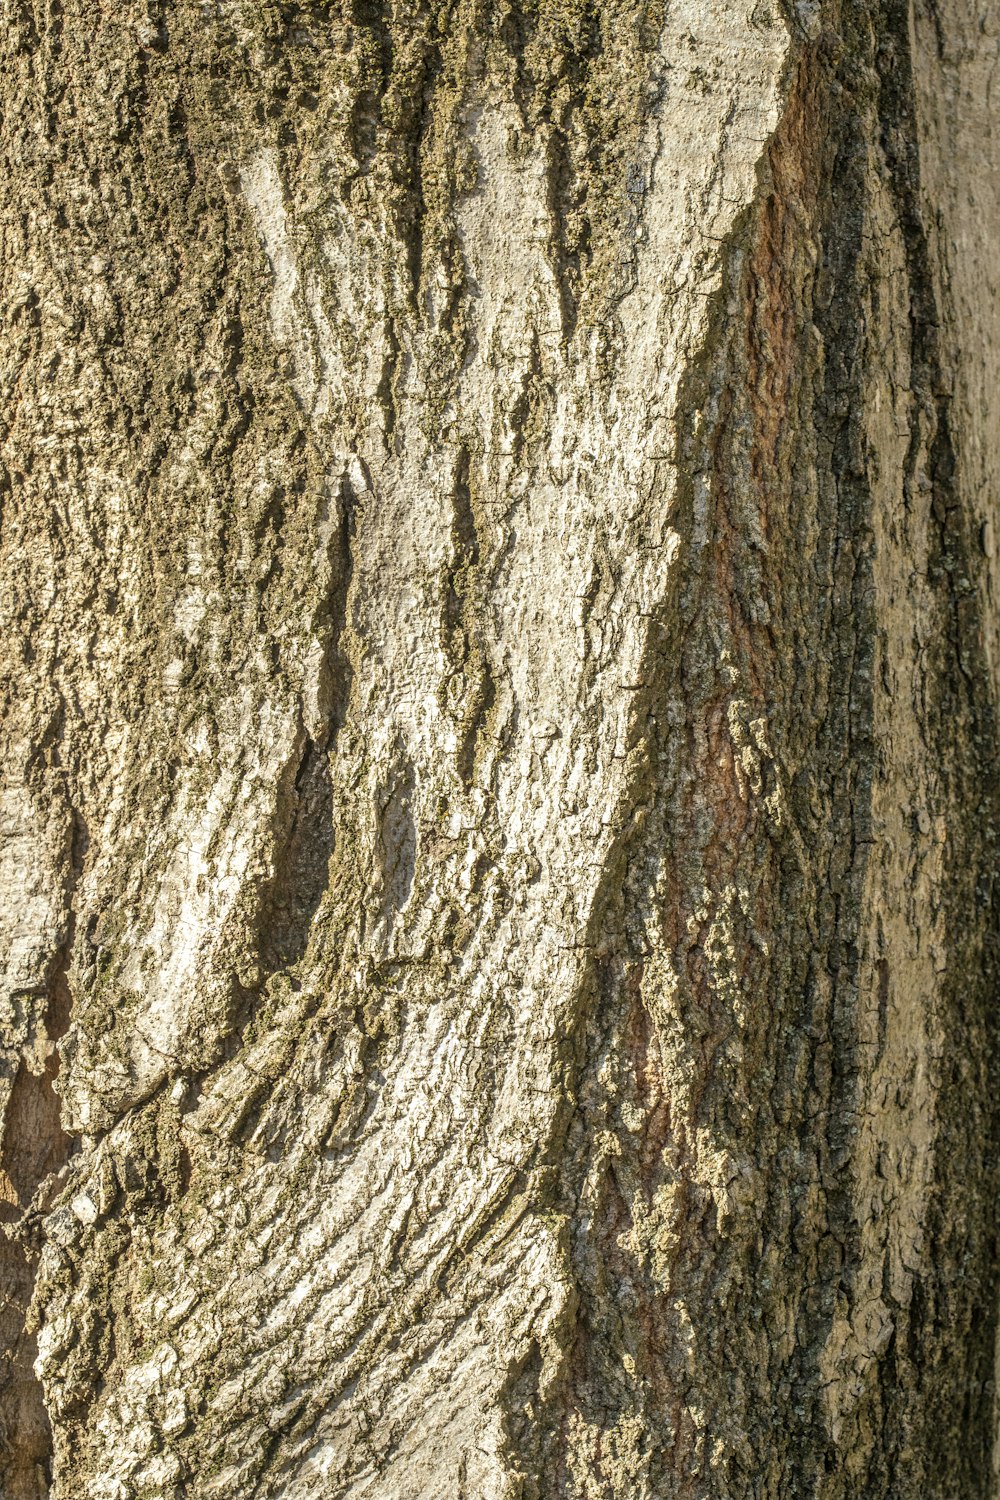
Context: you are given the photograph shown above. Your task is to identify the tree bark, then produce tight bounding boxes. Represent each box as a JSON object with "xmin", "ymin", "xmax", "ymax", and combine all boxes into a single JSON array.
[{"xmin": 1, "ymin": 1, "xmax": 999, "ymax": 1496}]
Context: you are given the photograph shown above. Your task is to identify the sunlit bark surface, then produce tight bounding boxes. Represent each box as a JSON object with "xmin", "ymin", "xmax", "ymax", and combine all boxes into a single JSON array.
[{"xmin": 1, "ymin": 1, "xmax": 999, "ymax": 1496}]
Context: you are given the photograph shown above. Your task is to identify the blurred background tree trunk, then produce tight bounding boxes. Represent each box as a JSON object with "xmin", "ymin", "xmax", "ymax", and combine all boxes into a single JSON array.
[{"xmin": 1, "ymin": 1, "xmax": 999, "ymax": 1496}]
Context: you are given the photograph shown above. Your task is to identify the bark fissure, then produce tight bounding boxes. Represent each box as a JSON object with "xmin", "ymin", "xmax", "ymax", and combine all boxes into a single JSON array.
[{"xmin": 0, "ymin": 958, "xmax": 73, "ymax": 1500}]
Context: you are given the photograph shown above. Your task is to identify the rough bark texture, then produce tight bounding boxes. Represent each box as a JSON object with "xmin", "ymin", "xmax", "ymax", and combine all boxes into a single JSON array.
[{"xmin": 1, "ymin": 1, "xmax": 999, "ymax": 1496}]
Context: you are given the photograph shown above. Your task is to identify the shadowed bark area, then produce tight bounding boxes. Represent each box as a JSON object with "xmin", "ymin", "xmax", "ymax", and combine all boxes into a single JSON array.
[
  {"xmin": 506, "ymin": 10, "xmax": 1000, "ymax": 1492},
  {"xmin": 0, "ymin": 962, "xmax": 72, "ymax": 1500},
  {"xmin": 0, "ymin": 0, "xmax": 998, "ymax": 1497}
]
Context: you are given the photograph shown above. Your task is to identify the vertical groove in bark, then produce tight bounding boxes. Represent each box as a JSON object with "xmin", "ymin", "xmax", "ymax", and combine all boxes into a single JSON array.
[
  {"xmin": 876, "ymin": 0, "xmax": 1000, "ymax": 1480},
  {"xmin": 0, "ymin": 940, "xmax": 74, "ymax": 1500}
]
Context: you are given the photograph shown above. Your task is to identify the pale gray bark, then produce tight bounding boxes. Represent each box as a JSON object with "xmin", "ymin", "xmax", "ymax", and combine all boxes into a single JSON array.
[{"xmin": 1, "ymin": 1, "xmax": 999, "ymax": 1497}]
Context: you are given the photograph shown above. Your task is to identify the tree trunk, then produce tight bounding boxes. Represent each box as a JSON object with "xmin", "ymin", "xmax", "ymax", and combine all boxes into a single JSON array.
[{"xmin": 1, "ymin": 1, "xmax": 998, "ymax": 1496}]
